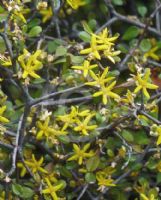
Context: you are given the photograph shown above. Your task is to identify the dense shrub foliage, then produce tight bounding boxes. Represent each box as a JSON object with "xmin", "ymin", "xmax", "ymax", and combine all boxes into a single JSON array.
[{"xmin": 1, "ymin": 0, "xmax": 161, "ymax": 199}]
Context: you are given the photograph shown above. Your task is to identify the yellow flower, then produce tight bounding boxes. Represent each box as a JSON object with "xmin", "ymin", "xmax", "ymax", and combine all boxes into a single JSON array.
[
  {"xmin": 93, "ymin": 81, "xmax": 120, "ymax": 105},
  {"xmin": 143, "ymin": 46, "xmax": 160, "ymax": 61},
  {"xmin": 85, "ymin": 67, "xmax": 115, "ymax": 87},
  {"xmin": 17, "ymin": 162, "xmax": 27, "ymax": 177},
  {"xmin": 57, "ymin": 106, "xmax": 90, "ymax": 130},
  {"xmin": 71, "ymin": 106, "xmax": 90, "ymax": 117},
  {"xmin": 103, "ymin": 47, "xmax": 121, "ymax": 63},
  {"xmin": 66, "ymin": 0, "xmax": 86, "ymax": 10},
  {"xmin": 36, "ymin": 117, "xmax": 67, "ymax": 140},
  {"xmin": 96, "ymin": 28, "xmax": 119, "ymax": 46},
  {"xmin": 134, "ymin": 68, "xmax": 158, "ymax": 99},
  {"xmin": 80, "ymin": 35, "xmax": 108, "ymax": 60},
  {"xmin": 74, "ymin": 114, "xmax": 97, "ymax": 135},
  {"xmin": 25, "ymin": 154, "xmax": 47, "ymax": 174},
  {"xmin": 7, "ymin": 0, "xmax": 29, "ymax": 24},
  {"xmin": 140, "ymin": 193, "xmax": 155, "ymax": 200},
  {"xmin": 96, "ymin": 171, "xmax": 115, "ymax": 191},
  {"xmin": 18, "ymin": 49, "xmax": 42, "ymax": 79},
  {"xmin": 0, "ymin": 55, "xmax": 12, "ymax": 66},
  {"xmin": 122, "ymin": 90, "xmax": 135, "ymax": 105},
  {"xmin": 39, "ymin": 6, "xmax": 53, "ymax": 23},
  {"xmin": 0, "ymin": 105, "xmax": 9, "ymax": 123},
  {"xmin": 68, "ymin": 143, "xmax": 94, "ymax": 165},
  {"xmin": 71, "ymin": 60, "xmax": 98, "ymax": 77},
  {"xmin": 150, "ymin": 124, "xmax": 161, "ymax": 145},
  {"xmin": 42, "ymin": 178, "xmax": 63, "ymax": 200},
  {"xmin": 156, "ymin": 127, "xmax": 161, "ymax": 146},
  {"xmin": 13, "ymin": 10, "xmax": 28, "ymax": 23},
  {"xmin": 43, "ymin": 172, "xmax": 58, "ymax": 184}
]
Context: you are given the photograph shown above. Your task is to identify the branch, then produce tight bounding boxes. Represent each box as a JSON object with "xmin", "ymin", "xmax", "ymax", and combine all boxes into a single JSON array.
[
  {"xmin": 5, "ymin": 115, "xmax": 23, "ymax": 177},
  {"xmin": 31, "ymin": 84, "xmax": 85, "ymax": 106}
]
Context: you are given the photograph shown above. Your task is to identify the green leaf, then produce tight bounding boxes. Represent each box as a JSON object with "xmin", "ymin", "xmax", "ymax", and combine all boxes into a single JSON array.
[
  {"xmin": 79, "ymin": 31, "xmax": 91, "ymax": 42},
  {"xmin": 117, "ymin": 44, "xmax": 128, "ymax": 53},
  {"xmin": 85, "ymin": 172, "xmax": 96, "ymax": 183},
  {"xmin": 57, "ymin": 135, "xmax": 70, "ymax": 144},
  {"xmin": 0, "ymin": 36, "xmax": 6, "ymax": 53},
  {"xmin": 82, "ymin": 21, "xmax": 93, "ymax": 34},
  {"xmin": 112, "ymin": 0, "xmax": 123, "ymax": 6},
  {"xmin": 28, "ymin": 26, "xmax": 42, "ymax": 37},
  {"xmin": 20, "ymin": 186, "xmax": 34, "ymax": 198},
  {"xmin": 157, "ymin": 173, "xmax": 161, "ymax": 183},
  {"xmin": 134, "ymin": 130, "xmax": 150, "ymax": 145},
  {"xmin": 27, "ymin": 18, "xmax": 41, "ymax": 28},
  {"xmin": 60, "ymin": 166, "xmax": 72, "ymax": 178},
  {"xmin": 53, "ymin": 57, "xmax": 66, "ymax": 64},
  {"xmin": 88, "ymin": 19, "xmax": 97, "ymax": 31},
  {"xmin": 56, "ymin": 180, "xmax": 66, "ymax": 190},
  {"xmin": 12, "ymin": 184, "xmax": 22, "ymax": 196},
  {"xmin": 107, "ymin": 149, "xmax": 115, "ymax": 157},
  {"xmin": 54, "ymin": 106, "xmax": 66, "ymax": 116},
  {"xmin": 95, "ymin": 113, "xmax": 104, "ymax": 123},
  {"xmin": 122, "ymin": 130, "xmax": 134, "ymax": 142},
  {"xmin": 55, "ymin": 46, "xmax": 67, "ymax": 57},
  {"xmin": 47, "ymin": 39, "xmax": 64, "ymax": 53},
  {"xmin": 12, "ymin": 184, "xmax": 34, "ymax": 199},
  {"xmin": 140, "ymin": 39, "xmax": 151, "ymax": 52},
  {"xmin": 70, "ymin": 55, "xmax": 84, "ymax": 64},
  {"xmin": 32, "ymin": 78, "xmax": 46, "ymax": 84},
  {"xmin": 86, "ymin": 155, "xmax": 100, "ymax": 172},
  {"xmin": 122, "ymin": 26, "xmax": 140, "ymax": 41},
  {"xmin": 137, "ymin": 5, "xmax": 147, "ymax": 17},
  {"xmin": 131, "ymin": 163, "xmax": 142, "ymax": 171}
]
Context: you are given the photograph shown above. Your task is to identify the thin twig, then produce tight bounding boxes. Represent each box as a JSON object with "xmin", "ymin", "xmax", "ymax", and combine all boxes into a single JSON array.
[{"xmin": 77, "ymin": 184, "xmax": 89, "ymax": 200}]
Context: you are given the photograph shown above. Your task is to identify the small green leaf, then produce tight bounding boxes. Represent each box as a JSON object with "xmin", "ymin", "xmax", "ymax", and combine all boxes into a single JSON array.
[
  {"xmin": 88, "ymin": 19, "xmax": 97, "ymax": 31},
  {"xmin": 12, "ymin": 184, "xmax": 22, "ymax": 196},
  {"xmin": 48, "ymin": 39, "xmax": 64, "ymax": 53},
  {"xmin": 70, "ymin": 55, "xmax": 84, "ymax": 64},
  {"xmin": 122, "ymin": 26, "xmax": 140, "ymax": 41},
  {"xmin": 117, "ymin": 44, "xmax": 129, "ymax": 53},
  {"xmin": 131, "ymin": 163, "xmax": 142, "ymax": 171},
  {"xmin": 60, "ymin": 166, "xmax": 72, "ymax": 178},
  {"xmin": 107, "ymin": 149, "xmax": 115, "ymax": 157},
  {"xmin": 28, "ymin": 26, "xmax": 42, "ymax": 37},
  {"xmin": 79, "ymin": 31, "xmax": 91, "ymax": 42},
  {"xmin": 122, "ymin": 130, "xmax": 134, "ymax": 142},
  {"xmin": 0, "ymin": 36, "xmax": 6, "ymax": 53},
  {"xmin": 134, "ymin": 130, "xmax": 150, "ymax": 145},
  {"xmin": 54, "ymin": 57, "xmax": 66, "ymax": 64},
  {"xmin": 32, "ymin": 78, "xmax": 46, "ymax": 84},
  {"xmin": 12, "ymin": 184, "xmax": 34, "ymax": 199},
  {"xmin": 57, "ymin": 135, "xmax": 70, "ymax": 144},
  {"xmin": 55, "ymin": 46, "xmax": 67, "ymax": 57},
  {"xmin": 82, "ymin": 21, "xmax": 93, "ymax": 34},
  {"xmin": 20, "ymin": 186, "xmax": 34, "ymax": 198},
  {"xmin": 95, "ymin": 113, "xmax": 104, "ymax": 123},
  {"xmin": 157, "ymin": 173, "xmax": 161, "ymax": 183},
  {"xmin": 56, "ymin": 180, "xmax": 66, "ymax": 190},
  {"xmin": 112, "ymin": 0, "xmax": 123, "ymax": 6},
  {"xmin": 137, "ymin": 5, "xmax": 147, "ymax": 17},
  {"xmin": 85, "ymin": 172, "xmax": 96, "ymax": 183},
  {"xmin": 27, "ymin": 18, "xmax": 41, "ymax": 28},
  {"xmin": 140, "ymin": 39, "xmax": 151, "ymax": 52},
  {"xmin": 86, "ymin": 155, "xmax": 100, "ymax": 172}
]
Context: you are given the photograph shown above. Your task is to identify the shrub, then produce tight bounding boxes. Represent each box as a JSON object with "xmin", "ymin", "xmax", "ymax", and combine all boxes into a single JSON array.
[{"xmin": 0, "ymin": 0, "xmax": 161, "ymax": 199}]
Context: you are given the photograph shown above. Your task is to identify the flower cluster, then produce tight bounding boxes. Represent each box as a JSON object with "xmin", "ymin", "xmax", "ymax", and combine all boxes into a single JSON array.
[{"xmin": 80, "ymin": 28, "xmax": 120, "ymax": 62}]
